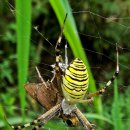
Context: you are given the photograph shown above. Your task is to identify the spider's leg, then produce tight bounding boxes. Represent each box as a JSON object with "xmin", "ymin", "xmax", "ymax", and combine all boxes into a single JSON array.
[
  {"xmin": 10, "ymin": 104, "xmax": 62, "ymax": 130},
  {"xmin": 73, "ymin": 108, "xmax": 94, "ymax": 130},
  {"xmin": 32, "ymin": 103, "xmax": 62, "ymax": 130},
  {"xmin": 86, "ymin": 44, "xmax": 119, "ymax": 98},
  {"xmin": 32, "ymin": 125, "xmax": 42, "ymax": 130},
  {"xmin": 76, "ymin": 97, "xmax": 93, "ymax": 103},
  {"xmin": 55, "ymin": 13, "xmax": 68, "ymax": 71},
  {"xmin": 65, "ymin": 43, "xmax": 68, "ymax": 67},
  {"xmin": 35, "ymin": 66, "xmax": 48, "ymax": 88},
  {"xmin": 54, "ymin": 13, "xmax": 68, "ymax": 93}
]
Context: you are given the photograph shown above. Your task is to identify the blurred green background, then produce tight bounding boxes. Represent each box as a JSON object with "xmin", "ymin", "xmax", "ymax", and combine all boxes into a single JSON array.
[{"xmin": 0, "ymin": 0, "xmax": 130, "ymax": 130}]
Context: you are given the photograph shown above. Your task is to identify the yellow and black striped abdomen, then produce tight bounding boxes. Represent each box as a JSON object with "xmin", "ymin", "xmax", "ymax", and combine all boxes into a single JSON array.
[{"xmin": 62, "ymin": 58, "xmax": 89, "ymax": 104}]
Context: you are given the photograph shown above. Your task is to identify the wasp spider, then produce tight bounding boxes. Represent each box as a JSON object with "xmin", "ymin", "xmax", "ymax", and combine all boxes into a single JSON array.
[{"xmin": 8, "ymin": 14, "xmax": 119, "ymax": 130}]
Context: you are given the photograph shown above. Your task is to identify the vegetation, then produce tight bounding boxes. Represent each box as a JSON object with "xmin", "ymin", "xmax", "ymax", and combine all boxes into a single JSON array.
[{"xmin": 0, "ymin": 0, "xmax": 130, "ymax": 130}]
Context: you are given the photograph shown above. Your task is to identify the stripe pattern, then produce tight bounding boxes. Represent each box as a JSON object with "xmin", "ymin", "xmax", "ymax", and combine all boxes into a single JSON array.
[
  {"xmin": 62, "ymin": 58, "xmax": 89, "ymax": 104},
  {"xmin": 11, "ymin": 119, "xmax": 41, "ymax": 130}
]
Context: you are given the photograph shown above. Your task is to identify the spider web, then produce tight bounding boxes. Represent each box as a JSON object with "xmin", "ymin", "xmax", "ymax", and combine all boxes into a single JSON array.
[{"xmin": 0, "ymin": 0, "xmax": 130, "ymax": 130}]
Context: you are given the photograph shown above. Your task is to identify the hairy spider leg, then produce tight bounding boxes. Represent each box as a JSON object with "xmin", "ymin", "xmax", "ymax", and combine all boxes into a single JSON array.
[
  {"xmin": 9, "ymin": 104, "xmax": 61, "ymax": 130},
  {"xmin": 86, "ymin": 44, "xmax": 119, "ymax": 99}
]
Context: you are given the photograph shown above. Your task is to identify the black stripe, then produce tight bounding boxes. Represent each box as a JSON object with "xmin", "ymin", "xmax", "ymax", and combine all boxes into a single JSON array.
[
  {"xmin": 63, "ymin": 83, "xmax": 74, "ymax": 90},
  {"xmin": 32, "ymin": 124, "xmax": 43, "ymax": 130},
  {"xmin": 68, "ymin": 65, "xmax": 87, "ymax": 71},
  {"xmin": 110, "ymin": 71, "xmax": 119, "ymax": 82},
  {"xmin": 66, "ymin": 80, "xmax": 87, "ymax": 88},
  {"xmin": 64, "ymin": 76, "xmax": 88, "ymax": 87},
  {"xmin": 74, "ymin": 59, "xmax": 83, "ymax": 63},
  {"xmin": 72, "ymin": 62, "xmax": 85, "ymax": 67},
  {"xmin": 75, "ymin": 87, "xmax": 87, "ymax": 92},
  {"xmin": 70, "ymin": 66, "xmax": 86, "ymax": 71},
  {"xmin": 68, "ymin": 82, "xmax": 88, "ymax": 89},
  {"xmin": 63, "ymin": 83, "xmax": 87, "ymax": 92},
  {"xmin": 55, "ymin": 43, "xmax": 61, "ymax": 51},
  {"xmin": 105, "ymin": 71, "xmax": 119, "ymax": 88},
  {"xmin": 63, "ymin": 85, "xmax": 85, "ymax": 96},
  {"xmin": 14, "ymin": 127, "xmax": 21, "ymax": 130},
  {"xmin": 72, "ymin": 61, "xmax": 84, "ymax": 65},
  {"xmin": 13, "ymin": 125, "xmax": 25, "ymax": 129},
  {"xmin": 65, "ymin": 74, "xmax": 88, "ymax": 82},
  {"xmin": 81, "ymin": 87, "xmax": 88, "ymax": 91},
  {"xmin": 69, "ymin": 95, "xmax": 83, "ymax": 99},
  {"xmin": 82, "ymin": 86, "xmax": 88, "ymax": 90},
  {"xmin": 74, "ymin": 65, "xmax": 85, "ymax": 68},
  {"xmin": 68, "ymin": 68, "xmax": 88, "ymax": 77},
  {"xmin": 71, "ymin": 72, "xmax": 88, "ymax": 79}
]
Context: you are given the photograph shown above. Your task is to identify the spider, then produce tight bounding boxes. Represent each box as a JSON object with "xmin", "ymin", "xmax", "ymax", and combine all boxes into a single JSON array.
[{"xmin": 8, "ymin": 13, "xmax": 119, "ymax": 130}]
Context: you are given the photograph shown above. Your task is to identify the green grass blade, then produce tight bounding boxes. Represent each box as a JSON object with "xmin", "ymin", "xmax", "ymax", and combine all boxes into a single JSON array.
[
  {"xmin": 112, "ymin": 79, "xmax": 123, "ymax": 130},
  {"xmin": 126, "ymin": 87, "xmax": 130, "ymax": 130},
  {"xmin": 0, "ymin": 104, "xmax": 11, "ymax": 130},
  {"xmin": 86, "ymin": 113, "xmax": 113, "ymax": 125},
  {"xmin": 15, "ymin": 0, "xmax": 31, "ymax": 116},
  {"xmin": 49, "ymin": 0, "xmax": 102, "ymax": 114}
]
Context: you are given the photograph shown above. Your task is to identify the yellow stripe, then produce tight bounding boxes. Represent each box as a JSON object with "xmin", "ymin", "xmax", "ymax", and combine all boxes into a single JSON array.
[
  {"xmin": 70, "ymin": 64, "xmax": 86, "ymax": 70},
  {"xmin": 63, "ymin": 75, "xmax": 88, "ymax": 91},
  {"xmin": 63, "ymin": 85, "xmax": 86, "ymax": 97},
  {"xmin": 69, "ymin": 95, "xmax": 83, "ymax": 99},
  {"xmin": 67, "ymin": 69, "xmax": 88, "ymax": 78},
  {"xmin": 63, "ymin": 78, "xmax": 88, "ymax": 92},
  {"xmin": 69, "ymin": 67, "xmax": 88, "ymax": 75},
  {"xmin": 66, "ymin": 69, "xmax": 88, "ymax": 81},
  {"xmin": 63, "ymin": 84, "xmax": 72, "ymax": 95},
  {"xmin": 63, "ymin": 76, "xmax": 88, "ymax": 88},
  {"xmin": 73, "ymin": 61, "xmax": 85, "ymax": 66},
  {"xmin": 63, "ymin": 77, "xmax": 74, "ymax": 90},
  {"xmin": 65, "ymin": 75, "xmax": 88, "ymax": 86},
  {"xmin": 66, "ymin": 74, "xmax": 88, "ymax": 83},
  {"xmin": 74, "ymin": 58, "xmax": 83, "ymax": 63},
  {"xmin": 81, "ymin": 87, "xmax": 88, "ymax": 91}
]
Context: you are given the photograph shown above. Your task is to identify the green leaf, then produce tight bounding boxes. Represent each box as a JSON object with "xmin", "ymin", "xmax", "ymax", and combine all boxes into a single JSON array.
[
  {"xmin": 112, "ymin": 79, "xmax": 123, "ymax": 130},
  {"xmin": 86, "ymin": 113, "xmax": 113, "ymax": 125},
  {"xmin": 15, "ymin": 0, "xmax": 31, "ymax": 117},
  {"xmin": 49, "ymin": 0, "xmax": 102, "ymax": 114}
]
